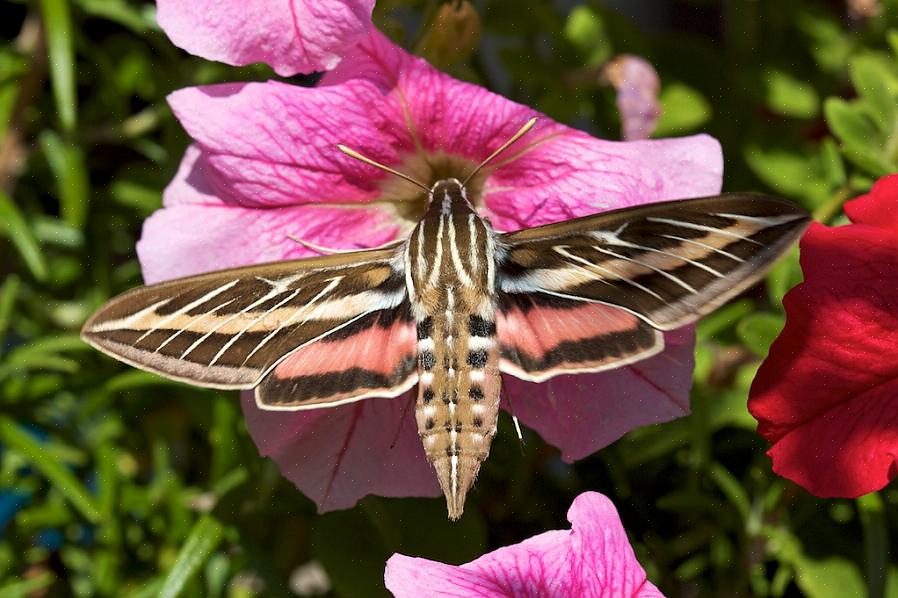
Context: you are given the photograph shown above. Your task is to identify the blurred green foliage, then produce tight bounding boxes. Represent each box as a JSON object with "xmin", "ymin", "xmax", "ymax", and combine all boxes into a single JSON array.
[{"xmin": 1, "ymin": 0, "xmax": 897, "ymax": 596}]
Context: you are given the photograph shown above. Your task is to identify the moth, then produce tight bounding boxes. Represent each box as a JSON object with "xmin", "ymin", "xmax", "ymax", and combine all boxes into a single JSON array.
[{"xmin": 81, "ymin": 119, "xmax": 810, "ymax": 519}]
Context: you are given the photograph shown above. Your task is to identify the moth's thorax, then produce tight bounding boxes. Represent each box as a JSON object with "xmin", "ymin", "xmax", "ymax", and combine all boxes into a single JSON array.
[{"xmin": 404, "ymin": 180, "xmax": 501, "ymax": 519}]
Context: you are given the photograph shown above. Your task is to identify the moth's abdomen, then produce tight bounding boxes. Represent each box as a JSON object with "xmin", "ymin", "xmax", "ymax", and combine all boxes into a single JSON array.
[
  {"xmin": 414, "ymin": 311, "xmax": 501, "ymax": 520},
  {"xmin": 406, "ymin": 191, "xmax": 501, "ymax": 519}
]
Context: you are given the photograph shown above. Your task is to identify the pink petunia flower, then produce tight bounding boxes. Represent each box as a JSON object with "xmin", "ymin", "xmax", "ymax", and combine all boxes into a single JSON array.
[
  {"xmin": 602, "ymin": 55, "xmax": 662, "ymax": 141},
  {"xmin": 385, "ymin": 491, "xmax": 664, "ymax": 597},
  {"xmin": 138, "ymin": 30, "xmax": 722, "ymax": 511},
  {"xmin": 749, "ymin": 174, "xmax": 898, "ymax": 497},
  {"xmin": 156, "ymin": 0, "xmax": 375, "ymax": 75}
]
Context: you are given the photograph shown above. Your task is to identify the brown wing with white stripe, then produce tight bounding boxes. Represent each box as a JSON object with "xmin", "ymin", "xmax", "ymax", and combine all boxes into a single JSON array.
[
  {"xmin": 81, "ymin": 247, "xmax": 408, "ymax": 390},
  {"xmin": 497, "ymin": 194, "xmax": 810, "ymax": 331}
]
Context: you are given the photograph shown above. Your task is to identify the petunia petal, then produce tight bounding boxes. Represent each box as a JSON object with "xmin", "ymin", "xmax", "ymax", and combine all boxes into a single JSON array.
[
  {"xmin": 385, "ymin": 554, "xmax": 517, "ymax": 598},
  {"xmin": 137, "ymin": 145, "xmax": 400, "ymax": 284},
  {"xmin": 843, "ymin": 173, "xmax": 898, "ymax": 232},
  {"xmin": 385, "ymin": 492, "xmax": 663, "ymax": 597},
  {"xmin": 323, "ymin": 30, "xmax": 723, "ymax": 230},
  {"xmin": 166, "ymin": 82, "xmax": 412, "ymax": 208},
  {"xmin": 156, "ymin": 0, "xmax": 375, "ymax": 75},
  {"xmin": 483, "ymin": 132, "xmax": 722, "ymax": 230},
  {"xmin": 602, "ymin": 54, "xmax": 662, "ymax": 141},
  {"xmin": 241, "ymin": 391, "xmax": 441, "ymax": 512},
  {"xmin": 504, "ymin": 327, "xmax": 694, "ymax": 462},
  {"xmin": 749, "ymin": 221, "xmax": 898, "ymax": 497}
]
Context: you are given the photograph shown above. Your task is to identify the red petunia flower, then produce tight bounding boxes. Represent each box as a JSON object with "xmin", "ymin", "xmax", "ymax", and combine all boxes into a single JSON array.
[{"xmin": 749, "ymin": 174, "xmax": 898, "ymax": 497}]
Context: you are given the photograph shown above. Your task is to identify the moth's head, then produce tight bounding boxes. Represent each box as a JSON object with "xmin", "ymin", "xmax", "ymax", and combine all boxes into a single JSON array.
[
  {"xmin": 426, "ymin": 178, "xmax": 473, "ymax": 213},
  {"xmin": 429, "ymin": 178, "xmax": 465, "ymax": 200}
]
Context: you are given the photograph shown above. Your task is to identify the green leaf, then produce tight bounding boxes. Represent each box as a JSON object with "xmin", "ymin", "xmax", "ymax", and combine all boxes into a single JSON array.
[
  {"xmin": 0, "ymin": 416, "xmax": 101, "ymax": 523},
  {"xmin": 39, "ymin": 131, "xmax": 90, "ymax": 229},
  {"xmin": 74, "ymin": 0, "xmax": 153, "ymax": 33},
  {"xmin": 563, "ymin": 6, "xmax": 612, "ymax": 66},
  {"xmin": 743, "ymin": 144, "xmax": 830, "ymax": 205},
  {"xmin": 39, "ymin": 0, "xmax": 78, "ymax": 131},
  {"xmin": 825, "ymin": 97, "xmax": 882, "ymax": 149},
  {"xmin": 158, "ymin": 516, "xmax": 225, "ymax": 598},
  {"xmin": 794, "ymin": 556, "xmax": 866, "ymax": 598},
  {"xmin": 708, "ymin": 462, "xmax": 750, "ymax": 521},
  {"xmin": 820, "ymin": 137, "xmax": 847, "ymax": 188},
  {"xmin": 0, "ymin": 188, "xmax": 49, "ymax": 281},
  {"xmin": 696, "ymin": 299, "xmax": 753, "ymax": 341},
  {"xmin": 858, "ymin": 493, "xmax": 889, "ymax": 598},
  {"xmin": 653, "ymin": 83, "xmax": 712, "ymax": 136},
  {"xmin": 736, "ymin": 312, "xmax": 784, "ymax": 357},
  {"xmin": 766, "ymin": 245, "xmax": 802, "ymax": 306},
  {"xmin": 850, "ymin": 55, "xmax": 898, "ymax": 134},
  {"xmin": 0, "ymin": 274, "xmax": 20, "ymax": 354},
  {"xmin": 764, "ymin": 68, "xmax": 820, "ymax": 118},
  {"xmin": 110, "ymin": 179, "xmax": 162, "ymax": 213}
]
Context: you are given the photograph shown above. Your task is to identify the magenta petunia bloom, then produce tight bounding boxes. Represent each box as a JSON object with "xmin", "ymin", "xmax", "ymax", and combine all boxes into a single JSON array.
[
  {"xmin": 749, "ymin": 175, "xmax": 898, "ymax": 497},
  {"xmin": 385, "ymin": 491, "xmax": 664, "ymax": 597},
  {"xmin": 156, "ymin": 0, "xmax": 375, "ymax": 75},
  {"xmin": 138, "ymin": 30, "xmax": 722, "ymax": 511},
  {"xmin": 602, "ymin": 55, "xmax": 661, "ymax": 141}
]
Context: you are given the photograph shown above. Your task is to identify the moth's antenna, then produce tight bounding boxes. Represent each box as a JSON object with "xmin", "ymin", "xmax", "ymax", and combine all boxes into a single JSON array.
[
  {"xmin": 337, "ymin": 145, "xmax": 430, "ymax": 192},
  {"xmin": 462, "ymin": 117, "xmax": 538, "ymax": 186}
]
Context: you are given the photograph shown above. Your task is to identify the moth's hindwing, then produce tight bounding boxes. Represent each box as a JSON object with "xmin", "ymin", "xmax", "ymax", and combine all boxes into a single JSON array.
[
  {"xmin": 497, "ymin": 193, "xmax": 811, "ymax": 331},
  {"xmin": 254, "ymin": 307, "xmax": 418, "ymax": 410},
  {"xmin": 496, "ymin": 293, "xmax": 663, "ymax": 382},
  {"xmin": 81, "ymin": 247, "xmax": 409, "ymax": 392}
]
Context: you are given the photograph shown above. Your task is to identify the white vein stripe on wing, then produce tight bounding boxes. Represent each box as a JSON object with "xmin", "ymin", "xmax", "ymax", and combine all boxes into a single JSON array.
[
  {"xmin": 136, "ymin": 279, "xmax": 241, "ymax": 342},
  {"xmin": 660, "ymin": 234, "xmax": 746, "ymax": 263},
  {"xmin": 210, "ymin": 289, "xmax": 303, "ymax": 366},
  {"xmin": 154, "ymin": 298, "xmax": 236, "ymax": 353},
  {"xmin": 240, "ymin": 277, "xmax": 344, "ymax": 364},
  {"xmin": 179, "ymin": 285, "xmax": 295, "ymax": 360},
  {"xmin": 592, "ymin": 246, "xmax": 698, "ymax": 293},
  {"xmin": 714, "ymin": 212, "xmax": 805, "ymax": 226},
  {"xmin": 646, "ymin": 217, "xmax": 763, "ymax": 245},
  {"xmin": 553, "ymin": 246, "xmax": 664, "ymax": 300},
  {"xmin": 595, "ymin": 236, "xmax": 726, "ymax": 278},
  {"xmin": 89, "ymin": 299, "xmax": 172, "ymax": 333}
]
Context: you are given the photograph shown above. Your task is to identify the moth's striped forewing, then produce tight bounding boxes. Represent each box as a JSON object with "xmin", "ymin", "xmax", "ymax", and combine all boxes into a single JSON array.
[
  {"xmin": 497, "ymin": 194, "xmax": 810, "ymax": 332},
  {"xmin": 81, "ymin": 247, "xmax": 411, "ymax": 396}
]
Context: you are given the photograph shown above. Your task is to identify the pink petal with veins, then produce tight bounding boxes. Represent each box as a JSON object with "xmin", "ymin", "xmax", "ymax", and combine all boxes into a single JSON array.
[
  {"xmin": 241, "ymin": 390, "xmax": 440, "ymax": 511},
  {"xmin": 505, "ymin": 326, "xmax": 695, "ymax": 462},
  {"xmin": 156, "ymin": 0, "xmax": 374, "ymax": 75},
  {"xmin": 323, "ymin": 30, "xmax": 722, "ymax": 230},
  {"xmin": 137, "ymin": 145, "xmax": 400, "ymax": 284},
  {"xmin": 385, "ymin": 491, "xmax": 664, "ymax": 597}
]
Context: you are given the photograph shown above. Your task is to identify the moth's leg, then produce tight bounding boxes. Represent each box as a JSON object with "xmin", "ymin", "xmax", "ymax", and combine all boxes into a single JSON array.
[
  {"xmin": 286, "ymin": 234, "xmax": 402, "ymax": 255},
  {"xmin": 500, "ymin": 379, "xmax": 526, "ymax": 453}
]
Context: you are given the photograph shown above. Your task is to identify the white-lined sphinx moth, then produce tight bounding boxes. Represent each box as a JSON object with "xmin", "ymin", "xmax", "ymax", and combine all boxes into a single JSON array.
[{"xmin": 82, "ymin": 121, "xmax": 810, "ymax": 519}]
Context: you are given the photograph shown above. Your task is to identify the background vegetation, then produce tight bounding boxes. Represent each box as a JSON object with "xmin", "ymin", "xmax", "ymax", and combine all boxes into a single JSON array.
[{"xmin": 1, "ymin": 0, "xmax": 897, "ymax": 595}]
